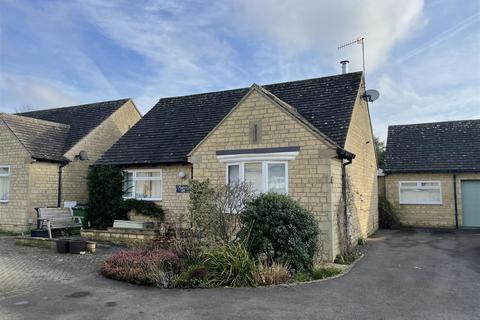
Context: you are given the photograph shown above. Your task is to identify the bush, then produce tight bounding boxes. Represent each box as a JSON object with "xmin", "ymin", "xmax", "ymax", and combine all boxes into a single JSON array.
[
  {"xmin": 201, "ymin": 243, "xmax": 256, "ymax": 287},
  {"xmin": 172, "ymin": 264, "xmax": 208, "ymax": 288},
  {"xmin": 101, "ymin": 248, "xmax": 181, "ymax": 287},
  {"xmin": 239, "ymin": 193, "xmax": 319, "ymax": 272},
  {"xmin": 189, "ymin": 179, "xmax": 254, "ymax": 245},
  {"xmin": 86, "ymin": 166, "xmax": 127, "ymax": 229},
  {"xmin": 123, "ymin": 199, "xmax": 165, "ymax": 220},
  {"xmin": 334, "ymin": 250, "xmax": 361, "ymax": 265},
  {"xmin": 379, "ymin": 196, "xmax": 402, "ymax": 229},
  {"xmin": 311, "ymin": 267, "xmax": 342, "ymax": 280},
  {"xmin": 170, "ymin": 236, "xmax": 203, "ymax": 266},
  {"xmin": 254, "ymin": 261, "xmax": 290, "ymax": 286}
]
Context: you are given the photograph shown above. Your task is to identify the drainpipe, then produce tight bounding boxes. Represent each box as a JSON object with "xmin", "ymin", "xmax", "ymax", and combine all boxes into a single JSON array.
[
  {"xmin": 57, "ymin": 162, "xmax": 68, "ymax": 208},
  {"xmin": 453, "ymin": 174, "xmax": 459, "ymax": 229},
  {"xmin": 337, "ymin": 148, "xmax": 356, "ymax": 241}
]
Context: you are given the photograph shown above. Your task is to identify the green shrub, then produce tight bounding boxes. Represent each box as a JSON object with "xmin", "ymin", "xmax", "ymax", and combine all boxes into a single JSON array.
[
  {"xmin": 379, "ymin": 196, "xmax": 402, "ymax": 229},
  {"xmin": 172, "ymin": 264, "xmax": 208, "ymax": 288},
  {"xmin": 311, "ymin": 267, "xmax": 342, "ymax": 280},
  {"xmin": 201, "ymin": 243, "xmax": 256, "ymax": 287},
  {"xmin": 123, "ymin": 199, "xmax": 165, "ymax": 220},
  {"xmin": 239, "ymin": 193, "xmax": 319, "ymax": 272},
  {"xmin": 334, "ymin": 250, "xmax": 361, "ymax": 265},
  {"xmin": 254, "ymin": 261, "xmax": 290, "ymax": 286},
  {"xmin": 294, "ymin": 272, "xmax": 312, "ymax": 282},
  {"xmin": 86, "ymin": 166, "xmax": 127, "ymax": 229}
]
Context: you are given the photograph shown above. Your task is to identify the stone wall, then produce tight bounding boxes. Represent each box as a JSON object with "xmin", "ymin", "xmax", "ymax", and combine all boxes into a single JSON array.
[
  {"xmin": 384, "ymin": 172, "xmax": 480, "ymax": 227},
  {"xmin": 81, "ymin": 228, "xmax": 158, "ymax": 246},
  {"xmin": 122, "ymin": 164, "xmax": 192, "ymax": 227},
  {"xmin": 188, "ymin": 89, "xmax": 339, "ymax": 260},
  {"xmin": 0, "ymin": 121, "xmax": 32, "ymax": 232},
  {"xmin": 343, "ymin": 93, "xmax": 379, "ymax": 241},
  {"xmin": 28, "ymin": 162, "xmax": 60, "ymax": 224},
  {"xmin": 62, "ymin": 100, "xmax": 141, "ymax": 204}
]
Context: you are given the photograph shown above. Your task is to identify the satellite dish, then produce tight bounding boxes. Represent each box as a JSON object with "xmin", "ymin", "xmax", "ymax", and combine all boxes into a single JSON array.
[
  {"xmin": 78, "ymin": 150, "xmax": 89, "ymax": 161},
  {"xmin": 363, "ymin": 89, "xmax": 380, "ymax": 102}
]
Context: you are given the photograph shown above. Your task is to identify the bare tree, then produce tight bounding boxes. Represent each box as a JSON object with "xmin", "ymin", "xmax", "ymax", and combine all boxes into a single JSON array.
[
  {"xmin": 14, "ymin": 104, "xmax": 36, "ymax": 113},
  {"xmin": 188, "ymin": 179, "xmax": 255, "ymax": 246}
]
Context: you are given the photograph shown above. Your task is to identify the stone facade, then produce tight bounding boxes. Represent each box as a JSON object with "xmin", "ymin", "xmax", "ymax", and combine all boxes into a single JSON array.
[
  {"xmin": 343, "ymin": 95, "xmax": 379, "ymax": 240},
  {"xmin": 0, "ymin": 121, "xmax": 32, "ymax": 232},
  {"xmin": 384, "ymin": 172, "xmax": 480, "ymax": 227},
  {"xmin": 0, "ymin": 100, "xmax": 141, "ymax": 232},
  {"xmin": 188, "ymin": 88, "xmax": 359, "ymax": 260},
  {"xmin": 62, "ymin": 100, "xmax": 141, "ymax": 204},
  {"xmin": 122, "ymin": 164, "xmax": 192, "ymax": 227}
]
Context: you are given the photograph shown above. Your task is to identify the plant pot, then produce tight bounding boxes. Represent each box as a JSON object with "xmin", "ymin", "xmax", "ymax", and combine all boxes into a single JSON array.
[
  {"xmin": 56, "ymin": 239, "xmax": 70, "ymax": 253},
  {"xmin": 86, "ymin": 241, "xmax": 96, "ymax": 253},
  {"xmin": 69, "ymin": 240, "xmax": 86, "ymax": 254}
]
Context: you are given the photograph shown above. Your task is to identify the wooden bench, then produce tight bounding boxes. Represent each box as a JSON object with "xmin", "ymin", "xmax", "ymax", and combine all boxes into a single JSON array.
[{"xmin": 36, "ymin": 208, "xmax": 82, "ymax": 238}]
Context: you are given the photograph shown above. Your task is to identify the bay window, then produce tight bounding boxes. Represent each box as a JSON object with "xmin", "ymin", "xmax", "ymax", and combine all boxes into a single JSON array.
[
  {"xmin": 226, "ymin": 161, "xmax": 288, "ymax": 194},
  {"xmin": 399, "ymin": 181, "xmax": 442, "ymax": 205},
  {"xmin": 123, "ymin": 170, "xmax": 162, "ymax": 201},
  {"xmin": 0, "ymin": 166, "xmax": 9, "ymax": 202}
]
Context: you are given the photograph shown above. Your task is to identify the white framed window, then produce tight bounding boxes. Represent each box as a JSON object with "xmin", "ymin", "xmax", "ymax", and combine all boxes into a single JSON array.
[
  {"xmin": 399, "ymin": 181, "xmax": 442, "ymax": 205},
  {"xmin": 226, "ymin": 161, "xmax": 288, "ymax": 195},
  {"xmin": 123, "ymin": 169, "xmax": 162, "ymax": 201},
  {"xmin": 0, "ymin": 166, "xmax": 10, "ymax": 203}
]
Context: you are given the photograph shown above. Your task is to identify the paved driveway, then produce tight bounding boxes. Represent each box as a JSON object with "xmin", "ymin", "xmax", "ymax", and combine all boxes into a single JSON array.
[{"xmin": 1, "ymin": 229, "xmax": 479, "ymax": 320}]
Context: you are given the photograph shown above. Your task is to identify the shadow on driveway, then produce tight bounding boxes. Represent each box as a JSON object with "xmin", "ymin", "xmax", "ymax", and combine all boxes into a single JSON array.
[{"xmin": 1, "ymin": 229, "xmax": 479, "ymax": 320}]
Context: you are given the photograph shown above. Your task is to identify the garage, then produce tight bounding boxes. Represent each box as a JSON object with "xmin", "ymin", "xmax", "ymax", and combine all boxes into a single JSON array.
[{"xmin": 461, "ymin": 180, "xmax": 480, "ymax": 227}]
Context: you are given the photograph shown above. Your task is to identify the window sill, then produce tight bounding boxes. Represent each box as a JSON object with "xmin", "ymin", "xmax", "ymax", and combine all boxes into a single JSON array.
[{"xmin": 399, "ymin": 203, "xmax": 443, "ymax": 206}]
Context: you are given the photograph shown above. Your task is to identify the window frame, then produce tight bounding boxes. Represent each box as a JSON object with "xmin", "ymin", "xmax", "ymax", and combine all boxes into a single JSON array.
[
  {"xmin": 225, "ymin": 161, "xmax": 288, "ymax": 194},
  {"xmin": 398, "ymin": 181, "xmax": 442, "ymax": 205},
  {"xmin": 0, "ymin": 165, "xmax": 10, "ymax": 203},
  {"xmin": 123, "ymin": 169, "xmax": 163, "ymax": 201}
]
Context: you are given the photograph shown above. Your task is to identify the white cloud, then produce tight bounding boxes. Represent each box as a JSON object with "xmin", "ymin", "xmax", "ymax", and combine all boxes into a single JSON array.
[
  {"xmin": 0, "ymin": 74, "xmax": 78, "ymax": 112},
  {"xmin": 233, "ymin": 0, "xmax": 426, "ymax": 72}
]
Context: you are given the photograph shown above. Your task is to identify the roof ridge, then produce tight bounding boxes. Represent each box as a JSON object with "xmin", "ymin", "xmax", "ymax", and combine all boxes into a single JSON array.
[
  {"xmin": 16, "ymin": 98, "xmax": 130, "ymax": 115},
  {"xmin": 156, "ymin": 72, "xmax": 362, "ymax": 103},
  {"xmin": 1, "ymin": 112, "xmax": 70, "ymax": 128},
  {"xmin": 389, "ymin": 119, "xmax": 480, "ymax": 128}
]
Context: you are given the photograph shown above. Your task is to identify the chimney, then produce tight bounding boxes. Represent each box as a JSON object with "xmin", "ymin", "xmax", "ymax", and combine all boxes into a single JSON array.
[{"xmin": 340, "ymin": 60, "xmax": 349, "ymax": 74}]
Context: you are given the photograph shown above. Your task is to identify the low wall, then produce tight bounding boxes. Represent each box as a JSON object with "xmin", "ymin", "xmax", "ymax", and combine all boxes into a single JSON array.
[
  {"xmin": 81, "ymin": 228, "xmax": 159, "ymax": 245},
  {"xmin": 15, "ymin": 236, "xmax": 57, "ymax": 250}
]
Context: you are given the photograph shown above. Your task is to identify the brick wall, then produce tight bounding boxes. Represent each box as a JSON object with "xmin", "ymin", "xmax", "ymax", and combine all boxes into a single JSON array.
[
  {"xmin": 188, "ymin": 89, "xmax": 340, "ymax": 260},
  {"xmin": 0, "ymin": 121, "xmax": 32, "ymax": 232},
  {"xmin": 62, "ymin": 100, "xmax": 141, "ymax": 204},
  {"xmin": 385, "ymin": 172, "xmax": 480, "ymax": 227}
]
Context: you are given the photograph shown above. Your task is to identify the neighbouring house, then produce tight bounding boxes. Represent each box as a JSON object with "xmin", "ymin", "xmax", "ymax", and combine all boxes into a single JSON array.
[
  {"xmin": 382, "ymin": 119, "xmax": 480, "ymax": 228},
  {"xmin": 97, "ymin": 71, "xmax": 378, "ymax": 260},
  {"xmin": 0, "ymin": 99, "xmax": 141, "ymax": 232}
]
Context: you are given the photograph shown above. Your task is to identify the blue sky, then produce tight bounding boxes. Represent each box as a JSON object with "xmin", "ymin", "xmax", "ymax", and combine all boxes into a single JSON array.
[{"xmin": 1, "ymin": 0, "xmax": 479, "ymax": 140}]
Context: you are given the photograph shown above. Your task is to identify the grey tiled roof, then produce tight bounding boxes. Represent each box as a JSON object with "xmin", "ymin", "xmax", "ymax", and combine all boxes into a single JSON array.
[
  {"xmin": 18, "ymin": 99, "xmax": 129, "ymax": 152},
  {"xmin": 1, "ymin": 113, "xmax": 70, "ymax": 162},
  {"xmin": 97, "ymin": 72, "xmax": 362, "ymax": 165},
  {"xmin": 385, "ymin": 119, "xmax": 480, "ymax": 173}
]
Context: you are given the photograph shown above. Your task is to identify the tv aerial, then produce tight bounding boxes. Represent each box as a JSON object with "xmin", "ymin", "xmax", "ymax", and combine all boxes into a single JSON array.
[{"xmin": 338, "ymin": 37, "xmax": 380, "ymax": 103}]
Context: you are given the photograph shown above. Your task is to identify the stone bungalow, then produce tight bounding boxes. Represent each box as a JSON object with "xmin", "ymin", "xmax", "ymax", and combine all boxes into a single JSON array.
[
  {"xmin": 382, "ymin": 119, "xmax": 480, "ymax": 228},
  {"xmin": 97, "ymin": 71, "xmax": 378, "ymax": 260},
  {"xmin": 0, "ymin": 99, "xmax": 141, "ymax": 232}
]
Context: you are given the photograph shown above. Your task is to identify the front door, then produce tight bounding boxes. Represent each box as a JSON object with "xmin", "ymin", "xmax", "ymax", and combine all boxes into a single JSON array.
[{"xmin": 461, "ymin": 180, "xmax": 480, "ymax": 227}]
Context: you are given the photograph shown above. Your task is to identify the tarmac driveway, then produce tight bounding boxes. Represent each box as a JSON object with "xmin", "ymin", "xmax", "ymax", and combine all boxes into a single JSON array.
[{"xmin": 1, "ymin": 229, "xmax": 479, "ymax": 320}]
